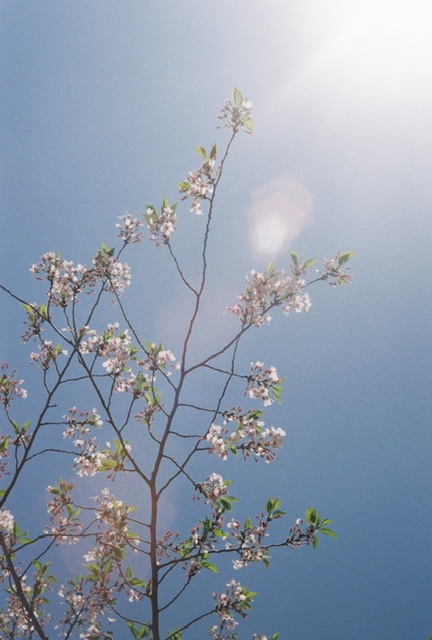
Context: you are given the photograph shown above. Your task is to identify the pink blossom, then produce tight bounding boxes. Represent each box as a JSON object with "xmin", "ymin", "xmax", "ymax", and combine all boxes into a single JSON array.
[
  {"xmin": 63, "ymin": 407, "xmax": 103, "ymax": 439},
  {"xmin": 227, "ymin": 265, "xmax": 311, "ymax": 327},
  {"xmin": 144, "ymin": 204, "xmax": 177, "ymax": 244},
  {"xmin": 30, "ymin": 340, "xmax": 68, "ymax": 369},
  {"xmin": 116, "ymin": 213, "xmax": 144, "ymax": 244},
  {"xmin": 0, "ymin": 363, "xmax": 27, "ymax": 408},
  {"xmin": 246, "ymin": 361, "xmax": 282, "ymax": 406},
  {"xmin": 178, "ymin": 155, "xmax": 216, "ymax": 214},
  {"xmin": 217, "ymin": 89, "xmax": 254, "ymax": 133},
  {"xmin": 92, "ymin": 252, "xmax": 131, "ymax": 294},
  {"xmin": 30, "ymin": 252, "xmax": 97, "ymax": 306},
  {"xmin": 206, "ymin": 408, "xmax": 286, "ymax": 463},
  {"xmin": 79, "ymin": 324, "xmax": 134, "ymax": 375},
  {"xmin": 73, "ymin": 439, "xmax": 107, "ymax": 477},
  {"xmin": 196, "ymin": 473, "xmax": 228, "ymax": 504},
  {"xmin": 0, "ymin": 508, "xmax": 14, "ymax": 532}
]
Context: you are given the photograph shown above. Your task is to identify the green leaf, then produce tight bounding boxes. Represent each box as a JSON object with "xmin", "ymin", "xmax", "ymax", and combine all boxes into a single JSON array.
[
  {"xmin": 318, "ymin": 527, "xmax": 337, "ymax": 539},
  {"xmin": 21, "ymin": 303, "xmax": 35, "ymax": 316},
  {"xmin": 12, "ymin": 523, "xmax": 32, "ymax": 545},
  {"xmin": 338, "ymin": 251, "xmax": 354, "ymax": 265},
  {"xmin": 100, "ymin": 243, "xmax": 114, "ymax": 257},
  {"xmin": 129, "ymin": 577, "xmax": 148, "ymax": 588},
  {"xmin": 218, "ymin": 497, "xmax": 234, "ymax": 511},
  {"xmin": 272, "ymin": 384, "xmax": 283, "ymax": 403},
  {"xmin": 272, "ymin": 510, "xmax": 286, "ymax": 519},
  {"xmin": 85, "ymin": 563, "xmax": 100, "ymax": 576},
  {"xmin": 98, "ymin": 459, "xmax": 116, "ymax": 471},
  {"xmin": 291, "ymin": 251, "xmax": 299, "ymax": 266},
  {"xmin": 272, "ymin": 497, "xmax": 282, "ymax": 510},
  {"xmin": 126, "ymin": 621, "xmax": 149, "ymax": 639},
  {"xmin": 201, "ymin": 561, "xmax": 219, "ymax": 574},
  {"xmin": 194, "ymin": 146, "xmax": 207, "ymax": 158},
  {"xmin": 305, "ymin": 507, "xmax": 316, "ymax": 524},
  {"xmin": 0, "ymin": 437, "xmax": 10, "ymax": 452},
  {"xmin": 232, "ymin": 86, "xmax": 243, "ymax": 106},
  {"xmin": 265, "ymin": 260, "xmax": 275, "ymax": 277},
  {"xmin": 39, "ymin": 303, "xmax": 48, "ymax": 318},
  {"xmin": 177, "ymin": 181, "xmax": 191, "ymax": 192},
  {"xmin": 243, "ymin": 117, "xmax": 253, "ymax": 132},
  {"xmin": 304, "ymin": 257, "xmax": 317, "ymax": 269}
]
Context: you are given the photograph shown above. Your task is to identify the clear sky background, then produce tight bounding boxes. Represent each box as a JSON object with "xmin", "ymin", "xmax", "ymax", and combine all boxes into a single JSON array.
[{"xmin": 1, "ymin": 1, "xmax": 431, "ymax": 639}]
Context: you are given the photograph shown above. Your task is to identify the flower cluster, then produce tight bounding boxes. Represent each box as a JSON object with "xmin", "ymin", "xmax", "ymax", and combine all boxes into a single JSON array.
[
  {"xmin": 226, "ymin": 517, "xmax": 269, "ymax": 570},
  {"xmin": 0, "ymin": 508, "xmax": 14, "ymax": 532},
  {"xmin": 97, "ymin": 439, "xmax": 133, "ymax": 480},
  {"xmin": 178, "ymin": 145, "xmax": 217, "ymax": 215},
  {"xmin": 30, "ymin": 249, "xmax": 132, "ymax": 306},
  {"xmin": 206, "ymin": 410, "xmax": 286, "ymax": 463},
  {"xmin": 196, "ymin": 473, "xmax": 229, "ymax": 505},
  {"xmin": 30, "ymin": 340, "xmax": 68, "ymax": 370},
  {"xmin": 79, "ymin": 323, "xmax": 135, "ymax": 375},
  {"xmin": 73, "ymin": 438, "xmax": 108, "ymax": 478},
  {"xmin": 210, "ymin": 579, "xmax": 255, "ymax": 636},
  {"xmin": 139, "ymin": 342, "xmax": 178, "ymax": 374},
  {"xmin": 144, "ymin": 200, "xmax": 177, "ymax": 245},
  {"xmin": 323, "ymin": 254, "xmax": 353, "ymax": 286},
  {"xmin": 227, "ymin": 264, "xmax": 311, "ymax": 328},
  {"xmin": 116, "ymin": 213, "xmax": 144, "ymax": 244},
  {"xmin": 115, "ymin": 370, "xmax": 152, "ymax": 397},
  {"xmin": 0, "ymin": 363, "xmax": 27, "ymax": 409},
  {"xmin": 217, "ymin": 87, "xmax": 253, "ymax": 134},
  {"xmin": 92, "ymin": 249, "xmax": 131, "ymax": 294},
  {"xmin": 205, "ymin": 424, "xmax": 230, "ymax": 460},
  {"xmin": 63, "ymin": 407, "xmax": 103, "ymax": 439},
  {"xmin": 246, "ymin": 361, "xmax": 283, "ymax": 406},
  {"xmin": 84, "ymin": 488, "xmax": 137, "ymax": 563},
  {"xmin": 46, "ymin": 480, "xmax": 82, "ymax": 544},
  {"xmin": 30, "ymin": 252, "xmax": 97, "ymax": 306}
]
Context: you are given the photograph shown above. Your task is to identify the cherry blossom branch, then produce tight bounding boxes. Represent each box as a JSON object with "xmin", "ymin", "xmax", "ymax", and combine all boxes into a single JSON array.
[{"xmin": 0, "ymin": 533, "xmax": 49, "ymax": 640}]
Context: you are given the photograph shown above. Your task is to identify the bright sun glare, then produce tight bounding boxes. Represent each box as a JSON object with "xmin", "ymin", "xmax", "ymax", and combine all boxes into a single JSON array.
[
  {"xmin": 319, "ymin": 2, "xmax": 432, "ymax": 99},
  {"xmin": 254, "ymin": 2, "xmax": 432, "ymax": 254}
]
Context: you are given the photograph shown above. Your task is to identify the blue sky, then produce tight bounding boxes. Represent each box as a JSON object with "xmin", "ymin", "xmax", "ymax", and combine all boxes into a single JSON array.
[{"xmin": 1, "ymin": 2, "xmax": 431, "ymax": 639}]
